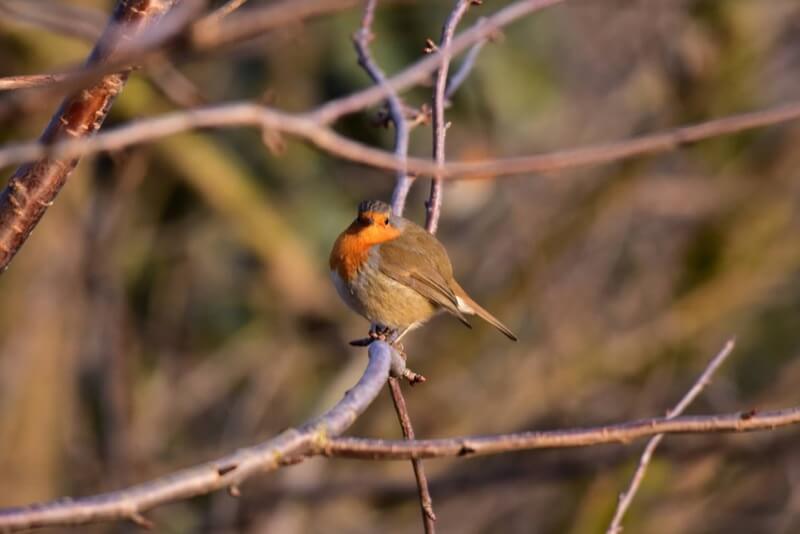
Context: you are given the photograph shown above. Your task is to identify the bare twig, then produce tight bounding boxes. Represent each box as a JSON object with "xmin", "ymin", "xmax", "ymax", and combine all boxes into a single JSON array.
[
  {"xmin": 353, "ymin": 0, "xmax": 413, "ymax": 217},
  {"xmin": 323, "ymin": 406, "xmax": 800, "ymax": 459},
  {"xmin": 0, "ymin": 1, "xmax": 205, "ymax": 108},
  {"xmin": 388, "ymin": 378, "xmax": 437, "ymax": 533},
  {"xmin": 0, "ymin": 0, "xmax": 205, "ymax": 123},
  {"xmin": 0, "ymin": 0, "xmax": 105, "ymax": 41},
  {"xmin": 426, "ymin": 0, "xmax": 472, "ymax": 234},
  {"xmin": 3, "ymin": 99, "xmax": 800, "ymax": 184},
  {"xmin": 0, "ymin": 0, "xmax": 562, "ymax": 123},
  {"xmin": 190, "ymin": 0, "xmax": 360, "ymax": 49},
  {"xmin": 0, "ymin": 0, "xmax": 182, "ymax": 273},
  {"xmin": 0, "ymin": 75, "xmax": 69, "ymax": 92},
  {"xmin": 311, "ymin": 0, "xmax": 565, "ymax": 125},
  {"xmin": 606, "ymin": 339, "xmax": 737, "ymax": 534},
  {"xmin": 0, "ymin": 342, "xmax": 395, "ymax": 532},
  {"xmin": 445, "ymin": 39, "xmax": 486, "ymax": 100},
  {"xmin": 198, "ymin": 0, "xmax": 250, "ymax": 24}
]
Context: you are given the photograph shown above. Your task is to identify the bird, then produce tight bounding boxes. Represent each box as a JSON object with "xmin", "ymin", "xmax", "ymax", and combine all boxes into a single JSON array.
[{"xmin": 329, "ymin": 199, "xmax": 517, "ymax": 344}]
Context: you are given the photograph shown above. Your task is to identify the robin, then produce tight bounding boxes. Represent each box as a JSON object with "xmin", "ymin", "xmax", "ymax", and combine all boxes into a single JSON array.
[{"xmin": 330, "ymin": 200, "xmax": 517, "ymax": 344}]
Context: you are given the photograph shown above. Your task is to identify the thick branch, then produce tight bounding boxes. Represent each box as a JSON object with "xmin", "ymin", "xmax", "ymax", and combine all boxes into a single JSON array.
[
  {"xmin": 322, "ymin": 406, "xmax": 800, "ymax": 459},
  {"xmin": 0, "ymin": 0, "xmax": 179, "ymax": 273},
  {"xmin": 0, "ymin": 342, "xmax": 395, "ymax": 532}
]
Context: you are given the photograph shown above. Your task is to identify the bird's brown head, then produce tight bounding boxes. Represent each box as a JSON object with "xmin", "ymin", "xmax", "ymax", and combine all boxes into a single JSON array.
[{"xmin": 346, "ymin": 200, "xmax": 400, "ymax": 245}]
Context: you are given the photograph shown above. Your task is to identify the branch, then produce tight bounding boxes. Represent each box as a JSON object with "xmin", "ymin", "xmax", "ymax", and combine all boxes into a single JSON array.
[
  {"xmin": 445, "ymin": 38, "xmax": 486, "ymax": 101},
  {"xmin": 0, "ymin": 0, "xmax": 181, "ymax": 273},
  {"xmin": 0, "ymin": 342, "xmax": 398, "ymax": 532},
  {"xmin": 353, "ymin": 4, "xmax": 435, "ymax": 530},
  {"xmin": 0, "ymin": 0, "xmax": 105, "ymax": 42},
  {"xmin": 0, "ymin": 1, "xmax": 205, "ymax": 108},
  {"xmin": 322, "ymin": 406, "xmax": 800, "ymax": 460},
  {"xmin": 190, "ymin": 0, "xmax": 361, "ymax": 50},
  {"xmin": 2, "ymin": 343, "xmax": 798, "ymax": 531},
  {"xmin": 0, "ymin": 75, "xmax": 69, "ymax": 92},
  {"xmin": 388, "ymin": 378, "xmax": 437, "ymax": 533},
  {"xmin": 352, "ymin": 0, "xmax": 413, "ymax": 217},
  {"xmin": 607, "ymin": 339, "xmax": 737, "ymax": 534},
  {"xmin": 3, "ymin": 99, "xmax": 800, "ymax": 184},
  {"xmin": 426, "ymin": 0, "xmax": 473, "ymax": 233},
  {"xmin": 310, "ymin": 0, "xmax": 565, "ymax": 125},
  {"xmin": 197, "ymin": 0, "xmax": 250, "ymax": 25}
]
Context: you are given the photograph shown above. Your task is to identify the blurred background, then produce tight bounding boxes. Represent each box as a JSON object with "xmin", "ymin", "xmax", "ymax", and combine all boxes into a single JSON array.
[{"xmin": 1, "ymin": 0, "xmax": 800, "ymax": 532}]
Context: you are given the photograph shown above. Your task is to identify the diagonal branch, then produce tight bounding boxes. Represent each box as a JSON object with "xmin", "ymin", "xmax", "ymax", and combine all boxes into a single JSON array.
[
  {"xmin": 0, "ymin": 342, "xmax": 397, "ymax": 532},
  {"xmin": 0, "ymin": 0, "xmax": 181, "ymax": 273},
  {"xmin": 606, "ymin": 339, "xmax": 737, "ymax": 534}
]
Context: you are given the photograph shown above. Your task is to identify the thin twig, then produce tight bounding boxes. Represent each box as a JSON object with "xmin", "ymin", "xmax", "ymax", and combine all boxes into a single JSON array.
[
  {"xmin": 353, "ymin": 0, "xmax": 413, "ymax": 217},
  {"xmin": 0, "ymin": 0, "xmax": 105, "ymax": 41},
  {"xmin": 354, "ymin": 5, "xmax": 435, "ymax": 528},
  {"xmin": 190, "ymin": 0, "xmax": 361, "ymax": 49},
  {"xmin": 310, "ymin": 0, "xmax": 564, "ymax": 124},
  {"xmin": 445, "ymin": 39, "xmax": 486, "ymax": 100},
  {"xmin": 0, "ymin": 1, "xmax": 205, "ymax": 108},
  {"xmin": 388, "ymin": 378, "xmax": 437, "ymax": 532},
  {"xmin": 0, "ymin": 0, "xmax": 206, "ymax": 122},
  {"xmin": 0, "ymin": 342, "xmax": 396, "ymax": 532},
  {"xmin": 323, "ymin": 405, "xmax": 800, "ymax": 459},
  {"xmin": 199, "ymin": 0, "xmax": 250, "ymax": 24},
  {"xmin": 606, "ymin": 339, "xmax": 737, "ymax": 534},
  {"xmin": 0, "ymin": 74, "xmax": 69, "ymax": 91},
  {"xmin": 426, "ymin": 0, "xmax": 472, "ymax": 234}
]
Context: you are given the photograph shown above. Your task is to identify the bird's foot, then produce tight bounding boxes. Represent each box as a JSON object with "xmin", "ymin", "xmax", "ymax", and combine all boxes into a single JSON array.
[
  {"xmin": 349, "ymin": 324, "xmax": 396, "ymax": 347},
  {"xmin": 370, "ymin": 324, "xmax": 395, "ymax": 341}
]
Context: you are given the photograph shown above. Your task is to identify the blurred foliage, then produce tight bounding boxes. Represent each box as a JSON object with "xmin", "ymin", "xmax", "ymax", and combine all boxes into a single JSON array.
[{"xmin": 1, "ymin": 0, "xmax": 800, "ymax": 533}]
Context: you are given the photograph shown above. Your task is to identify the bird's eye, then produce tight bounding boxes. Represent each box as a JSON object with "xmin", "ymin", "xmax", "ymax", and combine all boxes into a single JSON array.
[{"xmin": 383, "ymin": 217, "xmax": 389, "ymax": 226}]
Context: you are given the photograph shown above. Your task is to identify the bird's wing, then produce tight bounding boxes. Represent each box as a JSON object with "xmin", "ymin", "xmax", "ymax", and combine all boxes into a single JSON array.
[{"xmin": 377, "ymin": 225, "xmax": 472, "ymax": 328}]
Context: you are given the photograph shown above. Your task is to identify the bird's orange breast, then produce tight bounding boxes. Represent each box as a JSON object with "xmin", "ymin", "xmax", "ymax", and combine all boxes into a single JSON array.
[{"xmin": 329, "ymin": 221, "xmax": 401, "ymax": 282}]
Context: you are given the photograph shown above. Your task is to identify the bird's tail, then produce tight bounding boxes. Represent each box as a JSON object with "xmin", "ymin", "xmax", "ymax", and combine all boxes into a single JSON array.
[{"xmin": 452, "ymin": 282, "xmax": 517, "ymax": 341}]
